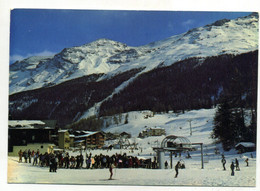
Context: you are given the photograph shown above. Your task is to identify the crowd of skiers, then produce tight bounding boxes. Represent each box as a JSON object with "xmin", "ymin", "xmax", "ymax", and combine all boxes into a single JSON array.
[
  {"xmin": 221, "ymin": 154, "xmax": 251, "ymax": 176},
  {"xmin": 18, "ymin": 149, "xmax": 158, "ymax": 172},
  {"xmin": 18, "ymin": 149, "xmax": 253, "ymax": 177}
]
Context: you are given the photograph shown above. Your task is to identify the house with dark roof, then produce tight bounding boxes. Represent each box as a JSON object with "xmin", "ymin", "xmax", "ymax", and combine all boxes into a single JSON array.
[
  {"xmin": 235, "ymin": 142, "xmax": 256, "ymax": 153},
  {"xmin": 8, "ymin": 120, "xmax": 56, "ymax": 156},
  {"xmin": 120, "ymin": 132, "xmax": 131, "ymax": 138}
]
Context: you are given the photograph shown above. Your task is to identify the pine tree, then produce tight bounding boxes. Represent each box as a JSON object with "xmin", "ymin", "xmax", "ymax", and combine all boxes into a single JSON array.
[
  {"xmin": 113, "ymin": 116, "xmax": 119, "ymax": 126},
  {"xmin": 124, "ymin": 113, "xmax": 129, "ymax": 124},
  {"xmin": 212, "ymin": 97, "xmax": 234, "ymax": 150}
]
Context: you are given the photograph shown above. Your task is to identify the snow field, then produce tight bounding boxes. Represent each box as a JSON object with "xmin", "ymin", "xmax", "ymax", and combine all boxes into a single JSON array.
[
  {"xmin": 7, "ymin": 108, "xmax": 257, "ymax": 187},
  {"xmin": 8, "ymin": 151, "xmax": 256, "ymax": 186}
]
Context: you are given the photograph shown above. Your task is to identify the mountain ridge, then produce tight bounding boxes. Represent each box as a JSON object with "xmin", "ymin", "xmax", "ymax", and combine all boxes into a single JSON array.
[
  {"xmin": 9, "ymin": 13, "xmax": 258, "ymax": 95},
  {"xmin": 9, "ymin": 50, "xmax": 258, "ymax": 127}
]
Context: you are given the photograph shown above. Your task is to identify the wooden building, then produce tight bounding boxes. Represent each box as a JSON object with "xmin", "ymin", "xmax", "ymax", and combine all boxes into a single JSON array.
[
  {"xmin": 138, "ymin": 126, "xmax": 166, "ymax": 138},
  {"xmin": 235, "ymin": 142, "xmax": 256, "ymax": 153},
  {"xmin": 74, "ymin": 131, "xmax": 105, "ymax": 149},
  {"xmin": 120, "ymin": 132, "xmax": 132, "ymax": 138}
]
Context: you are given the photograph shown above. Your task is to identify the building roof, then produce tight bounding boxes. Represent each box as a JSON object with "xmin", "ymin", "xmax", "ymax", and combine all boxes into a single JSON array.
[
  {"xmin": 150, "ymin": 126, "xmax": 164, "ymax": 130},
  {"xmin": 235, "ymin": 142, "xmax": 255, "ymax": 148},
  {"xmin": 8, "ymin": 120, "xmax": 55, "ymax": 129},
  {"xmin": 9, "ymin": 120, "xmax": 45, "ymax": 126},
  {"xmin": 75, "ymin": 131, "xmax": 103, "ymax": 138},
  {"xmin": 120, "ymin": 132, "xmax": 131, "ymax": 135},
  {"xmin": 74, "ymin": 140, "xmax": 85, "ymax": 143},
  {"xmin": 58, "ymin": 129, "xmax": 68, "ymax": 133}
]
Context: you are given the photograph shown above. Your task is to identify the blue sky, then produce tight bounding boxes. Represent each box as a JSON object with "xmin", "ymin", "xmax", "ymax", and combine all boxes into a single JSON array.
[{"xmin": 10, "ymin": 9, "xmax": 251, "ymax": 63}]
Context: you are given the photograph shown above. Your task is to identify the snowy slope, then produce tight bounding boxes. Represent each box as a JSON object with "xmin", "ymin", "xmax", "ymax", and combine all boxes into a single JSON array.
[
  {"xmin": 9, "ymin": 13, "xmax": 258, "ymax": 95},
  {"xmin": 101, "ymin": 108, "xmax": 255, "ymax": 162},
  {"xmin": 102, "ymin": 109, "xmax": 216, "ymax": 148},
  {"xmin": 7, "ymin": 108, "xmax": 257, "ymax": 186}
]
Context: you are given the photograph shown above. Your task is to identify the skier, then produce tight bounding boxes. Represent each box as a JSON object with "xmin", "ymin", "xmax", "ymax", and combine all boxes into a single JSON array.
[
  {"xmin": 80, "ymin": 154, "xmax": 84, "ymax": 168},
  {"xmin": 221, "ymin": 155, "xmax": 226, "ymax": 170},
  {"xmin": 33, "ymin": 151, "xmax": 39, "ymax": 165},
  {"xmin": 49, "ymin": 155, "xmax": 56, "ymax": 172},
  {"xmin": 165, "ymin": 161, "xmax": 168, "ymax": 169},
  {"xmin": 18, "ymin": 150, "xmax": 23, "ymax": 163},
  {"xmin": 109, "ymin": 163, "xmax": 114, "ymax": 180},
  {"xmin": 174, "ymin": 161, "xmax": 181, "ymax": 178},
  {"xmin": 28, "ymin": 149, "xmax": 32, "ymax": 163},
  {"xmin": 230, "ymin": 161, "xmax": 235, "ymax": 176},
  {"xmin": 235, "ymin": 158, "xmax": 240, "ymax": 171},
  {"xmin": 55, "ymin": 155, "xmax": 58, "ymax": 172},
  {"xmin": 245, "ymin": 158, "xmax": 249, "ymax": 166},
  {"xmin": 23, "ymin": 150, "xmax": 28, "ymax": 163}
]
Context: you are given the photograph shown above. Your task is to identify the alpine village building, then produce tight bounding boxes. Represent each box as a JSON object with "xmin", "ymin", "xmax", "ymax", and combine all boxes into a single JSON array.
[{"xmin": 8, "ymin": 120, "xmax": 105, "ymax": 156}]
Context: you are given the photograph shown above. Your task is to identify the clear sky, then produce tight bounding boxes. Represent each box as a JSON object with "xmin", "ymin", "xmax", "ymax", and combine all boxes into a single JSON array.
[{"xmin": 10, "ymin": 9, "xmax": 251, "ymax": 63}]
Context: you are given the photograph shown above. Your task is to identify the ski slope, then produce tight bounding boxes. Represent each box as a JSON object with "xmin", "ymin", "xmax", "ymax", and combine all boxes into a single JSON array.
[{"xmin": 7, "ymin": 108, "xmax": 257, "ymax": 187}]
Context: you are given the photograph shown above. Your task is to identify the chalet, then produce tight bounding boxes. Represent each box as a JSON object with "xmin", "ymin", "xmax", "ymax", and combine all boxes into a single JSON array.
[
  {"xmin": 105, "ymin": 132, "xmax": 120, "ymax": 140},
  {"xmin": 8, "ymin": 120, "xmax": 56, "ymax": 156},
  {"xmin": 120, "ymin": 132, "xmax": 131, "ymax": 139},
  {"xmin": 138, "ymin": 126, "xmax": 166, "ymax": 138},
  {"xmin": 74, "ymin": 131, "xmax": 105, "ymax": 149},
  {"xmin": 235, "ymin": 142, "xmax": 256, "ymax": 153}
]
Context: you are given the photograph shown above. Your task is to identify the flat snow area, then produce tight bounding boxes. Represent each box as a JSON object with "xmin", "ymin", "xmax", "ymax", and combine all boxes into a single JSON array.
[
  {"xmin": 8, "ymin": 152, "xmax": 256, "ymax": 187},
  {"xmin": 6, "ymin": 108, "xmax": 258, "ymax": 189}
]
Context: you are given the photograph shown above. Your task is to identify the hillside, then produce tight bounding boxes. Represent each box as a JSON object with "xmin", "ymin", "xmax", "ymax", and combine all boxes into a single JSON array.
[{"xmin": 8, "ymin": 13, "xmax": 258, "ymax": 126}]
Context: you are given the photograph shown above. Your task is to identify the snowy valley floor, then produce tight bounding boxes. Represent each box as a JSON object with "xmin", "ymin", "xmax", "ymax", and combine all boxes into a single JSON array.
[
  {"xmin": 8, "ymin": 154, "xmax": 256, "ymax": 187},
  {"xmin": 7, "ymin": 109, "xmax": 258, "ymax": 187}
]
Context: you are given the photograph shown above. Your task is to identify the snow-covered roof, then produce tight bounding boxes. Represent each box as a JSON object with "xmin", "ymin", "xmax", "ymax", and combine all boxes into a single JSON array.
[
  {"xmin": 58, "ymin": 130, "xmax": 68, "ymax": 133},
  {"xmin": 9, "ymin": 120, "xmax": 45, "ymax": 127},
  {"xmin": 8, "ymin": 120, "xmax": 56, "ymax": 130},
  {"xmin": 75, "ymin": 131, "xmax": 101, "ymax": 138},
  {"xmin": 74, "ymin": 140, "xmax": 85, "ymax": 143},
  {"xmin": 82, "ymin": 131, "xmax": 95, "ymax": 134},
  {"xmin": 146, "ymin": 126, "xmax": 165, "ymax": 130},
  {"xmin": 235, "ymin": 142, "xmax": 255, "ymax": 148}
]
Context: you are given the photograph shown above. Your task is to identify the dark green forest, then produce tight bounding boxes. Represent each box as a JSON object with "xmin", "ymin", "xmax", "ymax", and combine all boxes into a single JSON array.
[{"xmin": 99, "ymin": 51, "xmax": 258, "ymax": 117}]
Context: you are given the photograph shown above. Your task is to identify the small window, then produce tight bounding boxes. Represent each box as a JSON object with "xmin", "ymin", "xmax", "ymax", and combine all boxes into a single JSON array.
[
  {"xmin": 32, "ymin": 135, "xmax": 35, "ymax": 141},
  {"xmin": 41, "ymin": 145, "xmax": 43, "ymax": 148}
]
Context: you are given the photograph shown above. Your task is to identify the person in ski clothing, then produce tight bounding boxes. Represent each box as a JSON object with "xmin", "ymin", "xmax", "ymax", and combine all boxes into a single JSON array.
[
  {"xmin": 235, "ymin": 158, "xmax": 240, "ymax": 171},
  {"xmin": 245, "ymin": 158, "xmax": 249, "ymax": 166},
  {"xmin": 109, "ymin": 163, "xmax": 114, "ymax": 180},
  {"xmin": 28, "ymin": 149, "xmax": 32, "ymax": 163},
  {"xmin": 23, "ymin": 150, "xmax": 28, "ymax": 163},
  {"xmin": 49, "ymin": 155, "xmax": 56, "ymax": 172},
  {"xmin": 230, "ymin": 161, "xmax": 235, "ymax": 176},
  {"xmin": 33, "ymin": 151, "xmax": 39, "ymax": 165},
  {"xmin": 175, "ymin": 161, "xmax": 181, "ymax": 178},
  {"xmin": 221, "ymin": 155, "xmax": 226, "ymax": 170},
  {"xmin": 18, "ymin": 150, "xmax": 23, "ymax": 163},
  {"xmin": 79, "ymin": 154, "xmax": 84, "ymax": 168},
  {"xmin": 165, "ymin": 161, "xmax": 168, "ymax": 169}
]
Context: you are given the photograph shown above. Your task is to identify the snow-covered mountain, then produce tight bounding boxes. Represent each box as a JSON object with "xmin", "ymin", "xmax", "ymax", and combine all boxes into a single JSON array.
[{"xmin": 9, "ymin": 13, "xmax": 258, "ymax": 95}]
